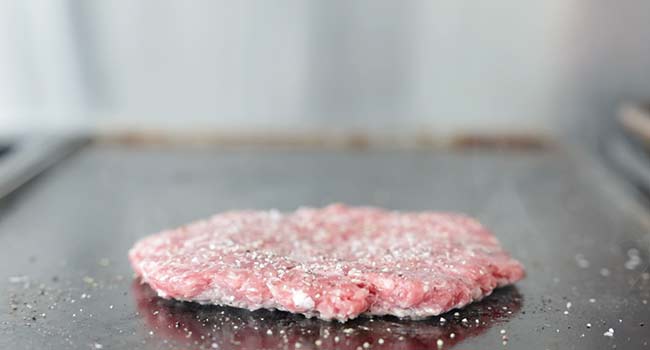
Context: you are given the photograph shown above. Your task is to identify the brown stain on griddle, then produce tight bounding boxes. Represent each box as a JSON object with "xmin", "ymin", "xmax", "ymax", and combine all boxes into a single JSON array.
[
  {"xmin": 450, "ymin": 133, "xmax": 551, "ymax": 151},
  {"xmin": 95, "ymin": 130, "xmax": 553, "ymax": 151}
]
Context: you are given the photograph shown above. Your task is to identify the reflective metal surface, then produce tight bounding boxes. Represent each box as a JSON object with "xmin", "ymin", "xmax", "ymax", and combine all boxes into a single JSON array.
[
  {"xmin": 0, "ymin": 136, "xmax": 87, "ymax": 199},
  {"xmin": 133, "ymin": 279, "xmax": 522, "ymax": 350},
  {"xmin": 1, "ymin": 145, "xmax": 649, "ymax": 349}
]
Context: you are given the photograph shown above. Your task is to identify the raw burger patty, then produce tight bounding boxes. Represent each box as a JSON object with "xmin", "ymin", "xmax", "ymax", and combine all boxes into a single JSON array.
[{"xmin": 129, "ymin": 204, "xmax": 525, "ymax": 321}]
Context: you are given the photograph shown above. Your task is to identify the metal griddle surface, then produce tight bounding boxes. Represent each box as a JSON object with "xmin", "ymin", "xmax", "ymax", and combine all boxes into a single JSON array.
[{"xmin": 1, "ymin": 145, "xmax": 649, "ymax": 349}]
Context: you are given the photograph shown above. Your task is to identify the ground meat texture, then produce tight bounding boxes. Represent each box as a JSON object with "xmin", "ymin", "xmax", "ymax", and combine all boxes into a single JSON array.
[{"xmin": 129, "ymin": 204, "xmax": 525, "ymax": 321}]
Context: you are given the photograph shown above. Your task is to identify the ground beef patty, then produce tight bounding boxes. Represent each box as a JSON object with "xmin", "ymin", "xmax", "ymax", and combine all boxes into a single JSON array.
[{"xmin": 129, "ymin": 204, "xmax": 525, "ymax": 321}]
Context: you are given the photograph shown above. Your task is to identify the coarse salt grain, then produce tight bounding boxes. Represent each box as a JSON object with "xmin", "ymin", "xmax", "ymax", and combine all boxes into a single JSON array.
[{"xmin": 575, "ymin": 254, "xmax": 590, "ymax": 268}]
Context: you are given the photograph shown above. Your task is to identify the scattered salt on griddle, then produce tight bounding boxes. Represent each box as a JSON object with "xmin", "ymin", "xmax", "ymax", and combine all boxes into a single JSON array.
[
  {"xmin": 436, "ymin": 339, "xmax": 444, "ymax": 348},
  {"xmin": 603, "ymin": 328, "xmax": 614, "ymax": 337}
]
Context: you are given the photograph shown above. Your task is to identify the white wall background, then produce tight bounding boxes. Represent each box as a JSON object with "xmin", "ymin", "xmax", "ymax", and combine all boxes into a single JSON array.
[{"xmin": 1, "ymin": 1, "xmax": 650, "ymax": 138}]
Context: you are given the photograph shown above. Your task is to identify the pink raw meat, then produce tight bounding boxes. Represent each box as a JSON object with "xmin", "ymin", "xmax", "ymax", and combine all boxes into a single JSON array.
[{"xmin": 129, "ymin": 204, "xmax": 525, "ymax": 321}]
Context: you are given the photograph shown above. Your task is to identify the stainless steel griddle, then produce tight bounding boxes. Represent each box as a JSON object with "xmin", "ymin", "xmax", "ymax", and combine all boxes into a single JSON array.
[{"xmin": 1, "ymin": 142, "xmax": 649, "ymax": 349}]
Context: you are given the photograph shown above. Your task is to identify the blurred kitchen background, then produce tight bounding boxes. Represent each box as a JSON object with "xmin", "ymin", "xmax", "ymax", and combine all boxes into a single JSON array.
[{"xmin": 1, "ymin": 1, "xmax": 650, "ymax": 145}]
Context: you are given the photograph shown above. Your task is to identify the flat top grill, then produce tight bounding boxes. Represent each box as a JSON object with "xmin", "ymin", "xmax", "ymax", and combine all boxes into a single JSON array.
[{"xmin": 0, "ymin": 144, "xmax": 649, "ymax": 349}]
